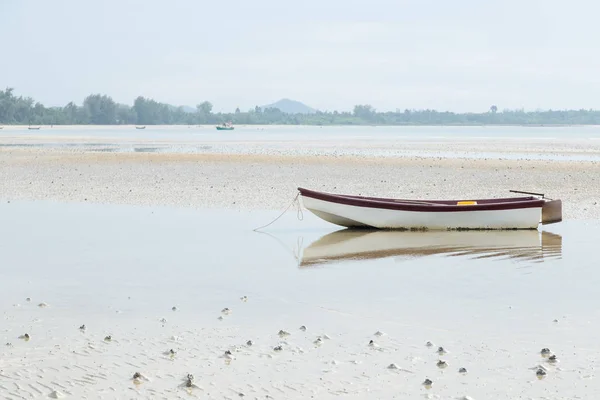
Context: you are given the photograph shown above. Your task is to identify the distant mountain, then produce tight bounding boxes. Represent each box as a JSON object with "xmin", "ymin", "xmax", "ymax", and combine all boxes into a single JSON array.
[{"xmin": 262, "ymin": 98, "xmax": 316, "ymax": 114}]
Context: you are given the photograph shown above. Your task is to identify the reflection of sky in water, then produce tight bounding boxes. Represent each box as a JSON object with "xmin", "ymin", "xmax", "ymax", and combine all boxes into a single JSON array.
[
  {"xmin": 3, "ymin": 125, "xmax": 600, "ymax": 161},
  {"xmin": 3, "ymin": 125, "xmax": 600, "ymax": 139},
  {"xmin": 0, "ymin": 201, "xmax": 597, "ymax": 338},
  {"xmin": 1, "ymin": 142, "xmax": 599, "ymax": 161}
]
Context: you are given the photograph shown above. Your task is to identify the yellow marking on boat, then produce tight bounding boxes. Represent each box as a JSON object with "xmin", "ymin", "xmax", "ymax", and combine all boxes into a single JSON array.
[{"xmin": 457, "ymin": 201, "xmax": 478, "ymax": 205}]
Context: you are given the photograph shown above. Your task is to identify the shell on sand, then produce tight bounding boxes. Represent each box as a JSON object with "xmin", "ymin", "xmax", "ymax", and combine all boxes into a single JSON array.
[
  {"xmin": 540, "ymin": 348, "xmax": 551, "ymax": 356},
  {"xmin": 536, "ymin": 368, "xmax": 547, "ymax": 378},
  {"xmin": 180, "ymin": 373, "xmax": 201, "ymax": 389},
  {"xmin": 132, "ymin": 372, "xmax": 151, "ymax": 382},
  {"xmin": 38, "ymin": 302, "xmax": 49, "ymax": 308},
  {"xmin": 49, "ymin": 390, "xmax": 65, "ymax": 399}
]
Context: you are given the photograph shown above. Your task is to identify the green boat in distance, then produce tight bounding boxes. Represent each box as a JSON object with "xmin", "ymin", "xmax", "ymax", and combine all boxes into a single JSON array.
[{"xmin": 216, "ymin": 122, "xmax": 234, "ymax": 130}]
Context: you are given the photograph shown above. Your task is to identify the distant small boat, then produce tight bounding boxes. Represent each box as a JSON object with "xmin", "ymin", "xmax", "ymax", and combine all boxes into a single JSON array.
[
  {"xmin": 216, "ymin": 122, "xmax": 234, "ymax": 131},
  {"xmin": 298, "ymin": 188, "xmax": 562, "ymax": 230},
  {"xmin": 135, "ymin": 126, "xmax": 146, "ymax": 130},
  {"xmin": 28, "ymin": 126, "xmax": 41, "ymax": 130}
]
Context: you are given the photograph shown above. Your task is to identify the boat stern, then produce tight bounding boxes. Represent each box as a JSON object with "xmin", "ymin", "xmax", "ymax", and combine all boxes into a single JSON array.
[{"xmin": 541, "ymin": 199, "xmax": 562, "ymax": 225}]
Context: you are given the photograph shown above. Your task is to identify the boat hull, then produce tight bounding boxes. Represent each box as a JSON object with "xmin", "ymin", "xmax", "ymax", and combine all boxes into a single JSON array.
[
  {"xmin": 216, "ymin": 126, "xmax": 234, "ymax": 130},
  {"xmin": 298, "ymin": 188, "xmax": 554, "ymax": 230}
]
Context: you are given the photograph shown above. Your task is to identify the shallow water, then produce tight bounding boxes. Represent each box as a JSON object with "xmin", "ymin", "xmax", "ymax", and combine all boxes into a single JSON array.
[
  {"xmin": 3, "ymin": 124, "xmax": 600, "ymax": 139},
  {"xmin": 1, "ymin": 201, "xmax": 599, "ymax": 398},
  {"xmin": 2, "ymin": 125, "xmax": 600, "ymax": 161}
]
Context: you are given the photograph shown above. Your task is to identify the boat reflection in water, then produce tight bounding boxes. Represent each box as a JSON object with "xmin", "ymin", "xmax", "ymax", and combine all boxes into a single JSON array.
[{"xmin": 299, "ymin": 229, "xmax": 562, "ymax": 267}]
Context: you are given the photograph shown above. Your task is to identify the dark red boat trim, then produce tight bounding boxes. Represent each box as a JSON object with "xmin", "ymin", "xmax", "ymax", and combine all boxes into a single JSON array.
[
  {"xmin": 297, "ymin": 187, "xmax": 546, "ymax": 213},
  {"xmin": 337, "ymin": 193, "xmax": 536, "ymax": 205}
]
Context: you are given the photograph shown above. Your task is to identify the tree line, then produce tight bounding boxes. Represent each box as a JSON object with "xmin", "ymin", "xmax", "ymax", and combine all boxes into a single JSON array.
[{"xmin": 2, "ymin": 87, "xmax": 600, "ymax": 126}]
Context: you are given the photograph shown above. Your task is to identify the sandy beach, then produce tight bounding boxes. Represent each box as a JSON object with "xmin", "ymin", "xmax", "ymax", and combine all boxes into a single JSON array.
[
  {"xmin": 1, "ymin": 145, "xmax": 599, "ymax": 220},
  {"xmin": 1, "ymin": 127, "xmax": 600, "ymax": 399}
]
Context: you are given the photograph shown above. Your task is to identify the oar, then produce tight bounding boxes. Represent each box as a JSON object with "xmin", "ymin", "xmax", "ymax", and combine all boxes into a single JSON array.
[{"xmin": 510, "ymin": 190, "xmax": 545, "ymax": 197}]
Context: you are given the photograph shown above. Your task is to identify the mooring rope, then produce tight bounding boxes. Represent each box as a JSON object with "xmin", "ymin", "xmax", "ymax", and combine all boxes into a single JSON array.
[{"xmin": 253, "ymin": 192, "xmax": 303, "ymax": 232}]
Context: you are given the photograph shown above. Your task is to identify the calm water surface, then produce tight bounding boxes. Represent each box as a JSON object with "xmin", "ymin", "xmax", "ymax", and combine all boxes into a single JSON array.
[
  {"xmin": 2, "ymin": 124, "xmax": 600, "ymax": 140},
  {"xmin": 0, "ymin": 200, "xmax": 596, "ymax": 328},
  {"xmin": 2, "ymin": 125, "xmax": 600, "ymax": 161}
]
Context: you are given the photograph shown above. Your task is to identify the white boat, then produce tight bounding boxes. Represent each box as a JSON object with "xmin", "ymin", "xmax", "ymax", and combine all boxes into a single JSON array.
[
  {"xmin": 299, "ymin": 229, "xmax": 562, "ymax": 267},
  {"xmin": 298, "ymin": 188, "xmax": 562, "ymax": 230}
]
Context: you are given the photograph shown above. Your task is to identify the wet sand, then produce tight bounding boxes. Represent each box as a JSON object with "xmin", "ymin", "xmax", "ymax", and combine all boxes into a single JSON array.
[
  {"xmin": 1, "ymin": 146, "xmax": 599, "ymax": 220},
  {"xmin": 2, "ymin": 128, "xmax": 600, "ymax": 398},
  {"xmin": 2, "ymin": 126, "xmax": 600, "ymax": 220}
]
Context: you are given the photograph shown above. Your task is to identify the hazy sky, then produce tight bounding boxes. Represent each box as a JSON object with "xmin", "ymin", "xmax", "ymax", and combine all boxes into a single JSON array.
[{"xmin": 2, "ymin": 0, "xmax": 599, "ymax": 112}]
